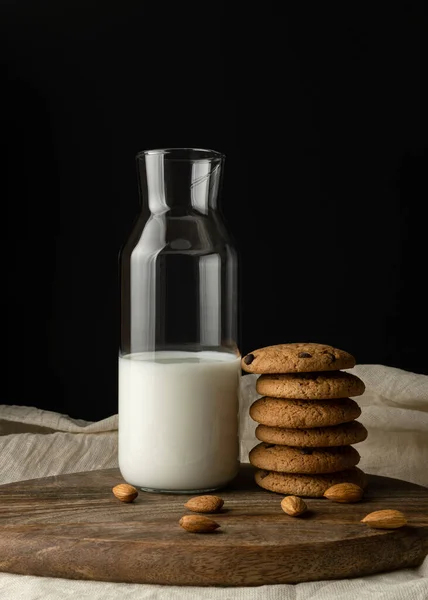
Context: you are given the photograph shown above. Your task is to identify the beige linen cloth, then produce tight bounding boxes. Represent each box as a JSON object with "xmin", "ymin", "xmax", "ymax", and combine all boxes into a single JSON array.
[{"xmin": 1, "ymin": 364, "xmax": 427, "ymax": 599}]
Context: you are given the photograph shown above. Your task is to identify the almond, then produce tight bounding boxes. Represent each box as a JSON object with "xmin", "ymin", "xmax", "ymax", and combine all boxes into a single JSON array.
[
  {"xmin": 179, "ymin": 515, "xmax": 220, "ymax": 533},
  {"xmin": 324, "ymin": 482, "xmax": 364, "ymax": 503},
  {"xmin": 361, "ymin": 509, "xmax": 407, "ymax": 529},
  {"xmin": 112, "ymin": 483, "xmax": 138, "ymax": 503},
  {"xmin": 184, "ymin": 495, "xmax": 224, "ymax": 513},
  {"xmin": 281, "ymin": 495, "xmax": 307, "ymax": 517}
]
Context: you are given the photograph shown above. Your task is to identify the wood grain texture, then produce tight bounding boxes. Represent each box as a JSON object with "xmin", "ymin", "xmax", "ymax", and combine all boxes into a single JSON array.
[{"xmin": 0, "ymin": 465, "xmax": 427, "ymax": 586}]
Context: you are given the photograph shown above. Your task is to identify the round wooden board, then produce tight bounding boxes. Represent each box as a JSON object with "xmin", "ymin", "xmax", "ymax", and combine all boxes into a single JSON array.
[{"xmin": 0, "ymin": 465, "xmax": 427, "ymax": 586}]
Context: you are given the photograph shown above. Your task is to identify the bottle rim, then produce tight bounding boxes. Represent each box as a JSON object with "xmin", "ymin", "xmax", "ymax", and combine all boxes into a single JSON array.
[{"xmin": 136, "ymin": 148, "xmax": 225, "ymax": 161}]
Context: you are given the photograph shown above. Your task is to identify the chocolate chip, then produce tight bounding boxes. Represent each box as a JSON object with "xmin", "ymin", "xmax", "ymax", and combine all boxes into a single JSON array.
[
  {"xmin": 300, "ymin": 448, "xmax": 313, "ymax": 455},
  {"xmin": 298, "ymin": 352, "xmax": 312, "ymax": 358},
  {"xmin": 243, "ymin": 353, "xmax": 255, "ymax": 365},
  {"xmin": 329, "ymin": 353, "xmax": 336, "ymax": 362}
]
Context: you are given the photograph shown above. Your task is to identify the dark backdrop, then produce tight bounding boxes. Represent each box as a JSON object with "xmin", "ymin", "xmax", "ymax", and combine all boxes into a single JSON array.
[{"xmin": 3, "ymin": 3, "xmax": 427, "ymax": 421}]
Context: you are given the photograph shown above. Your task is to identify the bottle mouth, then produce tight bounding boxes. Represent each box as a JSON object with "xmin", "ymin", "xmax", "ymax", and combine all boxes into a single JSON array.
[{"xmin": 136, "ymin": 148, "xmax": 225, "ymax": 162}]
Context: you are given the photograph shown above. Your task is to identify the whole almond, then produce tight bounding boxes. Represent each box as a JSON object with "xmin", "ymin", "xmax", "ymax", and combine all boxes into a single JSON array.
[
  {"xmin": 184, "ymin": 495, "xmax": 224, "ymax": 513},
  {"xmin": 324, "ymin": 482, "xmax": 364, "ymax": 503},
  {"xmin": 361, "ymin": 509, "xmax": 407, "ymax": 529},
  {"xmin": 112, "ymin": 483, "xmax": 138, "ymax": 503},
  {"xmin": 179, "ymin": 515, "xmax": 220, "ymax": 533},
  {"xmin": 281, "ymin": 495, "xmax": 307, "ymax": 517}
]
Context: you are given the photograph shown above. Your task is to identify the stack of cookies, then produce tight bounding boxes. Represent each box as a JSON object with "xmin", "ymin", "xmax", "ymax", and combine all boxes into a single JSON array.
[{"xmin": 241, "ymin": 343, "xmax": 368, "ymax": 498}]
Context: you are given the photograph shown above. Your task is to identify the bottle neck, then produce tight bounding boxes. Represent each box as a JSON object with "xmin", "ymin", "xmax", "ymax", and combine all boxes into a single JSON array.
[{"xmin": 136, "ymin": 149, "xmax": 224, "ymax": 216}]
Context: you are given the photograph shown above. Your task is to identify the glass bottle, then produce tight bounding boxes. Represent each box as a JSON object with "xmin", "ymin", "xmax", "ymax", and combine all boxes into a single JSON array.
[{"xmin": 118, "ymin": 148, "xmax": 240, "ymax": 493}]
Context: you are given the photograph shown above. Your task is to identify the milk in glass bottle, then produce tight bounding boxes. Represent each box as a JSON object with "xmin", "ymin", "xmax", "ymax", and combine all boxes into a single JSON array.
[{"xmin": 118, "ymin": 148, "xmax": 240, "ymax": 492}]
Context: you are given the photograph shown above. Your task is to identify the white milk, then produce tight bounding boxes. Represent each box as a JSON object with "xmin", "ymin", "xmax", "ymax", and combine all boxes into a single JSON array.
[{"xmin": 118, "ymin": 351, "xmax": 241, "ymax": 491}]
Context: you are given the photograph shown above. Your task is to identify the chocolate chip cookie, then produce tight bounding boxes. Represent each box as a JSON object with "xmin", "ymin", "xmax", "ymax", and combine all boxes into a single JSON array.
[
  {"xmin": 241, "ymin": 342, "xmax": 356, "ymax": 374},
  {"xmin": 255, "ymin": 420, "xmax": 368, "ymax": 447},
  {"xmin": 256, "ymin": 371, "xmax": 365, "ymax": 400},
  {"xmin": 249, "ymin": 396, "xmax": 361, "ymax": 428},
  {"xmin": 249, "ymin": 442, "xmax": 360, "ymax": 474},
  {"xmin": 254, "ymin": 467, "xmax": 367, "ymax": 497}
]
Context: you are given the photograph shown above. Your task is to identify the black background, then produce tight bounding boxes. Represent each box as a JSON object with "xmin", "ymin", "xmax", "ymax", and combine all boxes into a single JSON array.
[{"xmin": 3, "ymin": 3, "xmax": 427, "ymax": 421}]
